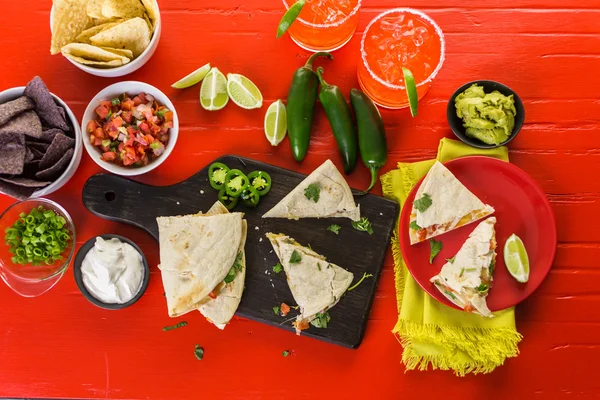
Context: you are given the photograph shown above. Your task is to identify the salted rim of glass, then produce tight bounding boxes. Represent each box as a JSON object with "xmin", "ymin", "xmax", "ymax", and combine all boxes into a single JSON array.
[
  {"xmin": 0, "ymin": 198, "xmax": 75, "ymax": 281},
  {"xmin": 282, "ymin": 0, "xmax": 362, "ymax": 28},
  {"xmin": 360, "ymin": 8, "xmax": 446, "ymax": 90}
]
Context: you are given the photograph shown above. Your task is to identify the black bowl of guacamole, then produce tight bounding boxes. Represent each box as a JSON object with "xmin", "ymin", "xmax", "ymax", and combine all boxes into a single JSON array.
[{"xmin": 447, "ymin": 80, "xmax": 525, "ymax": 149}]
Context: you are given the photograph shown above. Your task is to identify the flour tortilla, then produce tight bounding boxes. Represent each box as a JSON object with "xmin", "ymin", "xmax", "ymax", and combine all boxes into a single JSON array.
[
  {"xmin": 157, "ymin": 212, "xmax": 243, "ymax": 317},
  {"xmin": 430, "ymin": 217, "xmax": 497, "ymax": 317},
  {"xmin": 409, "ymin": 161, "xmax": 494, "ymax": 245},
  {"xmin": 262, "ymin": 159, "xmax": 360, "ymax": 221},
  {"xmin": 198, "ymin": 202, "xmax": 247, "ymax": 329},
  {"xmin": 266, "ymin": 233, "xmax": 354, "ymax": 334}
]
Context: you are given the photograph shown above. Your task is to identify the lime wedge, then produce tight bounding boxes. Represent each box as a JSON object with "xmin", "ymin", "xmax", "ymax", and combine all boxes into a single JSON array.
[
  {"xmin": 402, "ymin": 67, "xmax": 418, "ymax": 117},
  {"xmin": 200, "ymin": 67, "xmax": 229, "ymax": 111},
  {"xmin": 172, "ymin": 63, "xmax": 211, "ymax": 89},
  {"xmin": 504, "ymin": 234, "xmax": 530, "ymax": 283},
  {"xmin": 226, "ymin": 73, "xmax": 263, "ymax": 110},
  {"xmin": 264, "ymin": 100, "xmax": 287, "ymax": 146},
  {"xmin": 277, "ymin": 0, "xmax": 306, "ymax": 38}
]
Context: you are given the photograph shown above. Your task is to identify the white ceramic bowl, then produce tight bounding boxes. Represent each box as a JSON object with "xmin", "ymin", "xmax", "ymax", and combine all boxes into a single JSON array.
[
  {"xmin": 0, "ymin": 87, "xmax": 83, "ymax": 199},
  {"xmin": 49, "ymin": 6, "xmax": 161, "ymax": 78},
  {"xmin": 81, "ymin": 81, "xmax": 179, "ymax": 176}
]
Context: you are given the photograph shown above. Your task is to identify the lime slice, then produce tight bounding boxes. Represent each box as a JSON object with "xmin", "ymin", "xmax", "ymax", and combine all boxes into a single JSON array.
[
  {"xmin": 277, "ymin": 0, "xmax": 306, "ymax": 38},
  {"xmin": 200, "ymin": 67, "xmax": 229, "ymax": 111},
  {"xmin": 402, "ymin": 67, "xmax": 418, "ymax": 117},
  {"xmin": 172, "ymin": 63, "xmax": 211, "ymax": 89},
  {"xmin": 226, "ymin": 73, "xmax": 263, "ymax": 110},
  {"xmin": 504, "ymin": 234, "xmax": 530, "ymax": 283},
  {"xmin": 264, "ymin": 100, "xmax": 287, "ymax": 146}
]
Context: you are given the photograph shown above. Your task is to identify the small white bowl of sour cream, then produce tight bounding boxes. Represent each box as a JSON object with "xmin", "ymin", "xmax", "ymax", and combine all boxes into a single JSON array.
[{"xmin": 73, "ymin": 234, "xmax": 150, "ymax": 310}]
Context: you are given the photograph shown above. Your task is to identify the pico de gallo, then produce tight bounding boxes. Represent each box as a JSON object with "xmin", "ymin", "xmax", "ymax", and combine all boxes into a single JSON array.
[{"xmin": 86, "ymin": 92, "xmax": 173, "ymax": 167}]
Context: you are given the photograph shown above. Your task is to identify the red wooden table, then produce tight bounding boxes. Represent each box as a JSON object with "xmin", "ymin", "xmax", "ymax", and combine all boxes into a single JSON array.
[{"xmin": 1, "ymin": 1, "xmax": 600, "ymax": 399}]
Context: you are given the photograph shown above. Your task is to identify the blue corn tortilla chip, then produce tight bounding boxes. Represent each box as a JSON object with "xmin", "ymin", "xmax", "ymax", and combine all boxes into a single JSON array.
[
  {"xmin": 28, "ymin": 146, "xmax": 45, "ymax": 160},
  {"xmin": 38, "ymin": 128, "xmax": 64, "ymax": 143},
  {"xmin": 0, "ymin": 176, "xmax": 51, "ymax": 188},
  {"xmin": 35, "ymin": 148, "xmax": 74, "ymax": 181},
  {"xmin": 24, "ymin": 76, "xmax": 70, "ymax": 131},
  {"xmin": 0, "ymin": 180, "xmax": 38, "ymax": 200},
  {"xmin": 26, "ymin": 142, "xmax": 50, "ymax": 153},
  {"xmin": 39, "ymin": 133, "xmax": 75, "ymax": 170},
  {"xmin": 0, "ymin": 132, "xmax": 25, "ymax": 175},
  {"xmin": 0, "ymin": 96, "xmax": 35, "ymax": 126},
  {"xmin": 0, "ymin": 111, "xmax": 42, "ymax": 138}
]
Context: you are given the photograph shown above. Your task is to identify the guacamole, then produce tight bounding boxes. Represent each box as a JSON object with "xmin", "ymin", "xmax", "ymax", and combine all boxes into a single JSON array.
[{"xmin": 454, "ymin": 84, "xmax": 516, "ymax": 145}]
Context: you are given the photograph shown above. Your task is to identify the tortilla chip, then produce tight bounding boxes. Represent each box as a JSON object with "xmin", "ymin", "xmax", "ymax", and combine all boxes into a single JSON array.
[
  {"xmin": 38, "ymin": 128, "xmax": 65, "ymax": 144},
  {"xmin": 86, "ymin": 0, "xmax": 104, "ymax": 19},
  {"xmin": 90, "ymin": 17, "xmax": 151, "ymax": 58},
  {"xmin": 39, "ymin": 133, "xmax": 75, "ymax": 170},
  {"xmin": 0, "ymin": 180, "xmax": 38, "ymax": 200},
  {"xmin": 51, "ymin": 0, "xmax": 94, "ymax": 55},
  {"xmin": 28, "ymin": 146, "xmax": 46, "ymax": 161},
  {"xmin": 0, "ymin": 96, "xmax": 35, "ymax": 126},
  {"xmin": 76, "ymin": 21, "xmax": 122, "ymax": 44},
  {"xmin": 142, "ymin": 13, "xmax": 153, "ymax": 32},
  {"xmin": 0, "ymin": 176, "xmax": 51, "ymax": 188},
  {"xmin": 102, "ymin": 0, "xmax": 145, "ymax": 19},
  {"xmin": 35, "ymin": 148, "xmax": 73, "ymax": 181},
  {"xmin": 63, "ymin": 54, "xmax": 128, "ymax": 67},
  {"xmin": 99, "ymin": 47, "xmax": 134, "ymax": 59},
  {"xmin": 61, "ymin": 43, "xmax": 130, "ymax": 63},
  {"xmin": 27, "ymin": 142, "xmax": 50, "ymax": 153},
  {"xmin": 0, "ymin": 111, "xmax": 42, "ymax": 139},
  {"xmin": 24, "ymin": 77, "xmax": 70, "ymax": 131},
  {"xmin": 141, "ymin": 0, "xmax": 160, "ymax": 28},
  {"xmin": 0, "ymin": 132, "xmax": 25, "ymax": 175}
]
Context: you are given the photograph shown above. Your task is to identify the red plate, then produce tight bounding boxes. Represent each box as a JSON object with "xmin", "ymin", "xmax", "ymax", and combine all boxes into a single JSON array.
[{"xmin": 399, "ymin": 156, "xmax": 557, "ymax": 311}]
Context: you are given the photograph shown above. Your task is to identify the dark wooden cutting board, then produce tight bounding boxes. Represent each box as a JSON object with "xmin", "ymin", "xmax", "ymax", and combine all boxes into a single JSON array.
[{"xmin": 82, "ymin": 155, "xmax": 399, "ymax": 348}]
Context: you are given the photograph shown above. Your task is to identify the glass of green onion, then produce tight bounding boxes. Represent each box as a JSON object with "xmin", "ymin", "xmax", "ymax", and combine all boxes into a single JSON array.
[{"xmin": 0, "ymin": 198, "xmax": 75, "ymax": 297}]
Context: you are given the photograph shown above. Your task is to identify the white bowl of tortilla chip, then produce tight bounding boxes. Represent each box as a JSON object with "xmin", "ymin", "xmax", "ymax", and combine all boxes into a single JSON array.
[
  {"xmin": 49, "ymin": 0, "xmax": 161, "ymax": 78},
  {"xmin": 81, "ymin": 81, "xmax": 179, "ymax": 177}
]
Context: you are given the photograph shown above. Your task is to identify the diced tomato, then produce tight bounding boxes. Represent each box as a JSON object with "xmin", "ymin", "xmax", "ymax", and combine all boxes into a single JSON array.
[
  {"xmin": 208, "ymin": 290, "xmax": 217, "ymax": 299},
  {"xmin": 121, "ymin": 111, "xmax": 133, "ymax": 124},
  {"xmin": 95, "ymin": 104, "xmax": 110, "ymax": 119},
  {"xmin": 100, "ymin": 145, "xmax": 110, "ymax": 152},
  {"xmin": 132, "ymin": 96, "xmax": 143, "ymax": 106},
  {"xmin": 145, "ymin": 134, "xmax": 154, "ymax": 143},
  {"xmin": 86, "ymin": 120, "xmax": 99, "ymax": 133},
  {"xmin": 118, "ymin": 142, "xmax": 125, "ymax": 152},
  {"xmin": 159, "ymin": 134, "xmax": 169, "ymax": 143},
  {"xmin": 125, "ymin": 135, "xmax": 134, "ymax": 147},
  {"xmin": 101, "ymin": 152, "xmax": 116, "ymax": 161},
  {"xmin": 280, "ymin": 303, "xmax": 290, "ymax": 317},
  {"xmin": 112, "ymin": 116, "xmax": 124, "ymax": 127},
  {"xmin": 93, "ymin": 138, "xmax": 103, "ymax": 146},
  {"xmin": 138, "ymin": 121, "xmax": 150, "ymax": 134},
  {"xmin": 294, "ymin": 320, "xmax": 309, "ymax": 332},
  {"xmin": 150, "ymin": 122, "xmax": 161, "ymax": 135},
  {"xmin": 163, "ymin": 111, "xmax": 174, "ymax": 122},
  {"xmin": 121, "ymin": 99, "xmax": 135, "ymax": 111},
  {"xmin": 93, "ymin": 128, "xmax": 105, "ymax": 139},
  {"xmin": 138, "ymin": 93, "xmax": 148, "ymax": 103},
  {"xmin": 464, "ymin": 304, "xmax": 474, "ymax": 313},
  {"xmin": 163, "ymin": 121, "xmax": 174, "ymax": 129},
  {"xmin": 105, "ymin": 124, "xmax": 119, "ymax": 139}
]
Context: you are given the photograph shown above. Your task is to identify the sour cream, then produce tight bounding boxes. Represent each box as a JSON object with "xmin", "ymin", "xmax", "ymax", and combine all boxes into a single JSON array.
[{"xmin": 81, "ymin": 237, "xmax": 144, "ymax": 304}]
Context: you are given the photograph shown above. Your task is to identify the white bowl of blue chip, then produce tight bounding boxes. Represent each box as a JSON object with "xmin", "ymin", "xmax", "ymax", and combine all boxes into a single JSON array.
[{"xmin": 0, "ymin": 77, "xmax": 83, "ymax": 200}]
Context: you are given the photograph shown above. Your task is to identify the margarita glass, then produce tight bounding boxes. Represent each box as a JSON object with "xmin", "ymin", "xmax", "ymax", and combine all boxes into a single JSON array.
[
  {"xmin": 357, "ymin": 8, "xmax": 445, "ymax": 109},
  {"xmin": 282, "ymin": 0, "xmax": 362, "ymax": 52}
]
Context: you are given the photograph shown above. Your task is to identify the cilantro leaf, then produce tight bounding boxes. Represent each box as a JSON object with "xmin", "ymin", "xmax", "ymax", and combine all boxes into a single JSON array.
[
  {"xmin": 352, "ymin": 217, "xmax": 373, "ymax": 235},
  {"xmin": 272, "ymin": 263, "xmax": 282, "ymax": 273},
  {"xmin": 310, "ymin": 311, "xmax": 331, "ymax": 328},
  {"xmin": 446, "ymin": 256, "xmax": 456, "ymax": 263},
  {"xmin": 304, "ymin": 183, "xmax": 320, "ymax": 203},
  {"xmin": 194, "ymin": 345, "xmax": 204, "ymax": 360},
  {"xmin": 327, "ymin": 224, "xmax": 341, "ymax": 235},
  {"xmin": 273, "ymin": 306, "xmax": 280, "ymax": 315},
  {"xmin": 282, "ymin": 350, "xmax": 290, "ymax": 357},
  {"xmin": 317, "ymin": 263, "xmax": 322, "ymax": 271},
  {"xmin": 347, "ymin": 272, "xmax": 374, "ymax": 292},
  {"xmin": 414, "ymin": 193, "xmax": 432, "ymax": 213},
  {"xmin": 289, "ymin": 250, "xmax": 302, "ymax": 264},
  {"xmin": 223, "ymin": 252, "xmax": 244, "ymax": 283},
  {"xmin": 429, "ymin": 239, "xmax": 443, "ymax": 264},
  {"xmin": 477, "ymin": 283, "xmax": 489, "ymax": 293},
  {"xmin": 409, "ymin": 221, "xmax": 421, "ymax": 231}
]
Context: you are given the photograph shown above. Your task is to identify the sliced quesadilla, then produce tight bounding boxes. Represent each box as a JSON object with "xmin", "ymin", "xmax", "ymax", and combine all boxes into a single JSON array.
[
  {"xmin": 197, "ymin": 201, "xmax": 247, "ymax": 329},
  {"xmin": 430, "ymin": 217, "xmax": 497, "ymax": 317},
  {"xmin": 266, "ymin": 233, "xmax": 354, "ymax": 334},
  {"xmin": 157, "ymin": 212, "xmax": 243, "ymax": 317},
  {"xmin": 409, "ymin": 161, "xmax": 494, "ymax": 244},
  {"xmin": 262, "ymin": 159, "xmax": 360, "ymax": 221}
]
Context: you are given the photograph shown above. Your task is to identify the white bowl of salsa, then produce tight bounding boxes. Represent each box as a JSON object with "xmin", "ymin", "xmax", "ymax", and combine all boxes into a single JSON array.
[{"xmin": 81, "ymin": 81, "xmax": 178, "ymax": 177}]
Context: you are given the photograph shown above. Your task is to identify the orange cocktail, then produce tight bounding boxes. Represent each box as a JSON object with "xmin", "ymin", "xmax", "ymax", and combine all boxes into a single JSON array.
[
  {"xmin": 357, "ymin": 8, "xmax": 445, "ymax": 109},
  {"xmin": 282, "ymin": 0, "xmax": 362, "ymax": 52}
]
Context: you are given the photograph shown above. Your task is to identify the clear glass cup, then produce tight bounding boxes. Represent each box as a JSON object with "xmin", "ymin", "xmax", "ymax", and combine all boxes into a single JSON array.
[
  {"xmin": 282, "ymin": 0, "xmax": 362, "ymax": 52},
  {"xmin": 0, "ymin": 198, "xmax": 75, "ymax": 297},
  {"xmin": 357, "ymin": 8, "xmax": 445, "ymax": 109}
]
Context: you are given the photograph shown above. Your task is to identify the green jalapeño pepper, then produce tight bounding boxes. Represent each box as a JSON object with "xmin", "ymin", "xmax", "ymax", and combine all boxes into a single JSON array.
[
  {"xmin": 218, "ymin": 186, "xmax": 239, "ymax": 210},
  {"xmin": 248, "ymin": 171, "xmax": 272, "ymax": 196},
  {"xmin": 224, "ymin": 169, "xmax": 249, "ymax": 198},
  {"xmin": 316, "ymin": 67, "xmax": 358, "ymax": 174},
  {"xmin": 350, "ymin": 89, "xmax": 388, "ymax": 194},
  {"xmin": 240, "ymin": 186, "xmax": 261, "ymax": 208},
  {"xmin": 208, "ymin": 162, "xmax": 230, "ymax": 190},
  {"xmin": 287, "ymin": 51, "xmax": 333, "ymax": 162}
]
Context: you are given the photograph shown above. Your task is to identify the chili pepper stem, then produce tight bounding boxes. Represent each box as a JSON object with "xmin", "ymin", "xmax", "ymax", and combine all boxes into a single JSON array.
[
  {"xmin": 356, "ymin": 167, "xmax": 379, "ymax": 196},
  {"xmin": 315, "ymin": 67, "xmax": 331, "ymax": 89},
  {"xmin": 305, "ymin": 52, "xmax": 333, "ymax": 70}
]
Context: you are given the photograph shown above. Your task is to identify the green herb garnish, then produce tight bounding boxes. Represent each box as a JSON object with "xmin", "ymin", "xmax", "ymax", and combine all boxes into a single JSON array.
[
  {"xmin": 163, "ymin": 321, "xmax": 188, "ymax": 331},
  {"xmin": 413, "ymin": 193, "xmax": 432, "ymax": 213},
  {"xmin": 272, "ymin": 263, "xmax": 283, "ymax": 273},
  {"xmin": 310, "ymin": 311, "xmax": 331, "ymax": 328},
  {"xmin": 352, "ymin": 217, "xmax": 373, "ymax": 235},
  {"xmin": 347, "ymin": 272, "xmax": 374, "ymax": 292},
  {"xmin": 327, "ymin": 224, "xmax": 341, "ymax": 235},
  {"xmin": 459, "ymin": 268, "xmax": 464, "ymax": 277},
  {"xmin": 429, "ymin": 239, "xmax": 443, "ymax": 264},
  {"xmin": 282, "ymin": 350, "xmax": 291, "ymax": 357},
  {"xmin": 409, "ymin": 221, "xmax": 421, "ymax": 231},
  {"xmin": 304, "ymin": 183, "xmax": 320, "ymax": 203},
  {"xmin": 289, "ymin": 250, "xmax": 302, "ymax": 264},
  {"xmin": 317, "ymin": 263, "xmax": 322, "ymax": 271},
  {"xmin": 194, "ymin": 345, "xmax": 204, "ymax": 360},
  {"xmin": 223, "ymin": 251, "xmax": 244, "ymax": 283},
  {"xmin": 489, "ymin": 260, "xmax": 495, "ymax": 276},
  {"xmin": 477, "ymin": 283, "xmax": 489, "ymax": 293},
  {"xmin": 273, "ymin": 306, "xmax": 280, "ymax": 315},
  {"xmin": 447, "ymin": 256, "xmax": 456, "ymax": 263}
]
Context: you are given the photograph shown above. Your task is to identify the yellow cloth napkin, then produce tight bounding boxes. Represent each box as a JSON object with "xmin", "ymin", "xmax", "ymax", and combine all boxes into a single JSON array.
[{"xmin": 381, "ymin": 138, "xmax": 521, "ymax": 376}]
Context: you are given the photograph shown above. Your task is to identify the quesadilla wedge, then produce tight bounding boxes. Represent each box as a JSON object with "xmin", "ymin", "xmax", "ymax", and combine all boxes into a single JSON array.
[
  {"xmin": 262, "ymin": 159, "xmax": 360, "ymax": 221},
  {"xmin": 197, "ymin": 202, "xmax": 247, "ymax": 329},
  {"xmin": 409, "ymin": 161, "xmax": 494, "ymax": 244},
  {"xmin": 266, "ymin": 233, "xmax": 354, "ymax": 334},
  {"xmin": 157, "ymin": 212, "xmax": 243, "ymax": 317},
  {"xmin": 430, "ymin": 217, "xmax": 497, "ymax": 317}
]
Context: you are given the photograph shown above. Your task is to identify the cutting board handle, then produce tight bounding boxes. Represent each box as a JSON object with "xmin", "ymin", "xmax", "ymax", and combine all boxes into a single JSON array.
[{"xmin": 82, "ymin": 173, "xmax": 161, "ymax": 239}]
